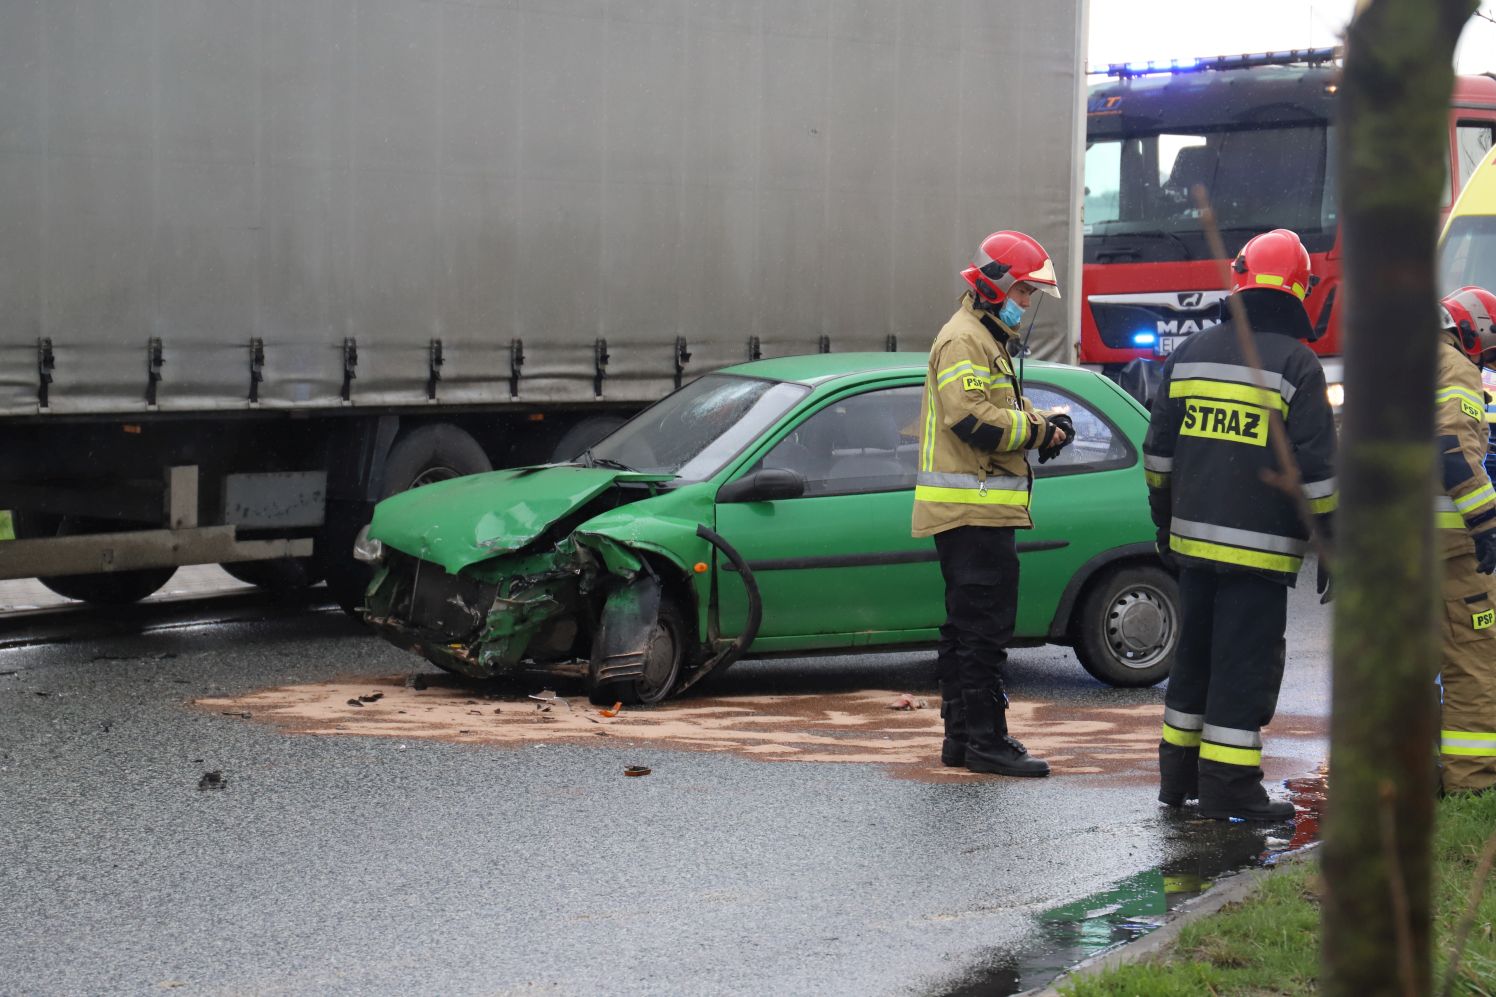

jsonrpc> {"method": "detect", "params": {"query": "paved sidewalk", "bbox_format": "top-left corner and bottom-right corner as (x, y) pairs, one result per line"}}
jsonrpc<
(0, 565), (253, 612)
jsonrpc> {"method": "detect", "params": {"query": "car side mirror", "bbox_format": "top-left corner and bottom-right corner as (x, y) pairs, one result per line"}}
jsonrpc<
(717, 468), (806, 503)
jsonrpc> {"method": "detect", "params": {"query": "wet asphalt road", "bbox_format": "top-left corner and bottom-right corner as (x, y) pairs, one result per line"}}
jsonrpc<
(0, 577), (1331, 996)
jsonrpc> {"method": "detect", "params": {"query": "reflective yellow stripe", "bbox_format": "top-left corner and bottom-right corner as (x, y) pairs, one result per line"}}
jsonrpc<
(1005, 413), (1031, 451)
(1455, 483), (1496, 513)
(1170, 535), (1303, 574)
(1442, 730), (1496, 756)
(1437, 511), (1467, 529)
(937, 360), (990, 382)
(1308, 493), (1338, 514)
(1161, 723), (1201, 747)
(1255, 274), (1285, 287)
(1145, 470), (1171, 488)
(1170, 378), (1289, 415)
(1436, 386), (1486, 409)
(1199, 741), (1263, 767)
(914, 485), (1031, 507)
(922, 385), (937, 472)
(1475, 609), (1495, 630)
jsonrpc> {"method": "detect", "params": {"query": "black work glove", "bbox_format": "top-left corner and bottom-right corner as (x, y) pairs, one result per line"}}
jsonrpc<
(1476, 528), (1496, 575)
(1037, 414), (1075, 464)
(1316, 556), (1333, 603)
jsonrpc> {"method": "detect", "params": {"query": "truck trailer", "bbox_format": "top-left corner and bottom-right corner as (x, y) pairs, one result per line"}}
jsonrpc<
(0, 0), (1087, 609)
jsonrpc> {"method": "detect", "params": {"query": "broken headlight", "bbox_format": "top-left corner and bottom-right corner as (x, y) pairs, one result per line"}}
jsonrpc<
(352, 524), (385, 564)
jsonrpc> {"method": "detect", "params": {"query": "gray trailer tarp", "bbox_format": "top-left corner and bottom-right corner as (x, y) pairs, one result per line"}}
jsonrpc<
(0, 0), (1085, 416)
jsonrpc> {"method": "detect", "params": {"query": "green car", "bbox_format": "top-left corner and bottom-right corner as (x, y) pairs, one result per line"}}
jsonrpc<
(357, 354), (1178, 704)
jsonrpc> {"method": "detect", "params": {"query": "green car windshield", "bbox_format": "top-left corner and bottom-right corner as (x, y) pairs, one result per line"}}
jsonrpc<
(588, 374), (808, 482)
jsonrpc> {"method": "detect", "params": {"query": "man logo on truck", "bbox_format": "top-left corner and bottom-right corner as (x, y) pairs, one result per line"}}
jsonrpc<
(1157, 317), (1219, 336)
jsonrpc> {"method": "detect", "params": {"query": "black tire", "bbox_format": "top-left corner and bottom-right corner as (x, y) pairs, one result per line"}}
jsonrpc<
(588, 598), (688, 706)
(321, 424), (493, 616)
(12, 511), (176, 606)
(221, 558), (323, 598)
(549, 415), (628, 462)
(1072, 562), (1179, 687)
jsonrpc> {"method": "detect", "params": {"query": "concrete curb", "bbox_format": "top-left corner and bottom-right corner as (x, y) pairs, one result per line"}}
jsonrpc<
(1025, 842), (1320, 996)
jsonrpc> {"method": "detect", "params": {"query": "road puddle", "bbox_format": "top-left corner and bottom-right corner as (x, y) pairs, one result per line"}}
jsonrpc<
(198, 672), (1324, 786)
(939, 772), (1327, 995)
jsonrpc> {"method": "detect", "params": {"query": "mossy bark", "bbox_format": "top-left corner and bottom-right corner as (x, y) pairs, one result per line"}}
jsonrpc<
(1324, 2), (1475, 994)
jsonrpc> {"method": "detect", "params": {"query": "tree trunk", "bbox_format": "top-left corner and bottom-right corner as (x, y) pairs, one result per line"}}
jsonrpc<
(1324, 2), (1475, 994)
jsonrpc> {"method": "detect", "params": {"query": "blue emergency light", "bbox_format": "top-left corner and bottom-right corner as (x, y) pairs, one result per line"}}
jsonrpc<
(1132, 331), (1157, 346)
(1090, 46), (1339, 79)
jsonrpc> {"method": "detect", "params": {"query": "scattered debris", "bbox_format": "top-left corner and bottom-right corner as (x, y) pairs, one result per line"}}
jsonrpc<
(528, 689), (572, 711)
(492, 707), (503, 714)
(220, 711), (251, 719)
(358, 693), (384, 703)
(887, 694), (928, 711)
(346, 698), (364, 707)
(33, 691), (50, 698)
(0, 670), (18, 677)
(100, 722), (111, 733)
(406, 674), (428, 690)
(598, 701), (624, 718)
(197, 771), (226, 791)
(1266, 836), (1290, 848)
(458, 729), (471, 734)
(467, 710), (483, 716)
(624, 765), (652, 777)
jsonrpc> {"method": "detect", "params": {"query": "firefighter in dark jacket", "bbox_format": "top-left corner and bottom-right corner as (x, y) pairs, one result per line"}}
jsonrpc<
(913, 230), (1073, 777)
(1434, 286), (1496, 793)
(1143, 228), (1337, 822)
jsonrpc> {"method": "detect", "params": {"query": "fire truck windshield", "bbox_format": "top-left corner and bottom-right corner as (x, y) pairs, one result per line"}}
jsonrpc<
(1083, 123), (1335, 263)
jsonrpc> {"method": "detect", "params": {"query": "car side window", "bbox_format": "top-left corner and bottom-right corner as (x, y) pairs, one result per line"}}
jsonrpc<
(1024, 384), (1132, 476)
(750, 385), (922, 496)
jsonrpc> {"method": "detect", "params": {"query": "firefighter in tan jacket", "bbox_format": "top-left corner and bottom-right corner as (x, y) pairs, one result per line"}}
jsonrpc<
(1436, 287), (1496, 793)
(913, 231), (1073, 777)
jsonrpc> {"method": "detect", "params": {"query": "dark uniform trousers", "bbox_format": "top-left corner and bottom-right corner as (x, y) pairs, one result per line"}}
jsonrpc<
(1160, 567), (1289, 799)
(934, 525), (1019, 697)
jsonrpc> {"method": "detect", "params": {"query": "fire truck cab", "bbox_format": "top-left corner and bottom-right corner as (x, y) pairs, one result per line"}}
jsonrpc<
(1081, 49), (1496, 407)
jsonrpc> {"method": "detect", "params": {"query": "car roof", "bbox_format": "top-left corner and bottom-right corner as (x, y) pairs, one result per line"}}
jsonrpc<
(719, 351), (1077, 387)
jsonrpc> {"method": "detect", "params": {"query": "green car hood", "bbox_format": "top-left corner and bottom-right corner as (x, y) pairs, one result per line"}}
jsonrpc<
(368, 466), (671, 574)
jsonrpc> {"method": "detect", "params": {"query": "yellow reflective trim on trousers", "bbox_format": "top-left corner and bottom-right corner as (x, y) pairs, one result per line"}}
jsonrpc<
(1437, 511), (1467, 529)
(1169, 535), (1303, 574)
(1308, 493), (1338, 514)
(1145, 470), (1171, 488)
(1170, 378), (1289, 415)
(1161, 723), (1201, 747)
(1441, 730), (1496, 756)
(914, 485), (1031, 507)
(1199, 741), (1263, 766)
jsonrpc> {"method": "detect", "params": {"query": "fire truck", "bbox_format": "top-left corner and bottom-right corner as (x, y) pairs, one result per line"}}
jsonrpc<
(1079, 48), (1496, 405)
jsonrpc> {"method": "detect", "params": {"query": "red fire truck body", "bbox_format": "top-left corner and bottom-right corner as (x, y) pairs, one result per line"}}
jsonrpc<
(1080, 52), (1496, 397)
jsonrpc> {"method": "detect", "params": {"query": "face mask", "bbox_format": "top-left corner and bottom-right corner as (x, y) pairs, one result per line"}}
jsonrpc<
(998, 298), (1025, 328)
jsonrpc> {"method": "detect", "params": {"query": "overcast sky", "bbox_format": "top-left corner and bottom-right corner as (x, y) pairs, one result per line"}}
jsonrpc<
(1088, 1), (1496, 76)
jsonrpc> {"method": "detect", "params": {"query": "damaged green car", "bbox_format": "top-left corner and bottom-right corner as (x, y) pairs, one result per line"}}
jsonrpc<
(358, 354), (1178, 704)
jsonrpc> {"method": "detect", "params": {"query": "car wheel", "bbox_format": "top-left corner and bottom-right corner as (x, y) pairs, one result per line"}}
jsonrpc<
(1072, 563), (1178, 687)
(13, 511), (177, 606)
(588, 598), (687, 706)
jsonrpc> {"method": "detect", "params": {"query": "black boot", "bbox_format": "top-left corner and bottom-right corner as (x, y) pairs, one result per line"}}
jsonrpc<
(962, 689), (1049, 778)
(1158, 741), (1200, 808)
(1198, 759), (1295, 821)
(940, 690), (967, 767)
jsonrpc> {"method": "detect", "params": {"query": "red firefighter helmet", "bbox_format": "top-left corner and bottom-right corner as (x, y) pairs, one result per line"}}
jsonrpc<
(960, 231), (1061, 304)
(1231, 229), (1314, 303)
(1441, 285), (1496, 362)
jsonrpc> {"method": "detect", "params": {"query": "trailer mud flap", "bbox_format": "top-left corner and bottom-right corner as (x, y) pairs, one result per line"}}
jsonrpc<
(590, 575), (662, 685)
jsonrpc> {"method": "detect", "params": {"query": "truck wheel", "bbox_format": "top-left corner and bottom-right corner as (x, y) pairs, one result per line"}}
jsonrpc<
(12, 511), (177, 606)
(588, 598), (687, 707)
(322, 424), (493, 616)
(221, 558), (323, 598)
(549, 415), (627, 462)
(1071, 563), (1178, 688)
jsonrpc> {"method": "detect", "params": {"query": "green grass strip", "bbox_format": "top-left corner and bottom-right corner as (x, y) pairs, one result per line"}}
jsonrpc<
(1061, 792), (1496, 996)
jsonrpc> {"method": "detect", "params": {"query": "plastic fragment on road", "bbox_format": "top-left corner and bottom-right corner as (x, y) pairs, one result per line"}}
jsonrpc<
(887, 693), (928, 711)
(624, 766), (652, 777)
(529, 689), (571, 711)
(359, 693), (384, 703)
(598, 701), (624, 718)
(346, 698), (364, 707)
